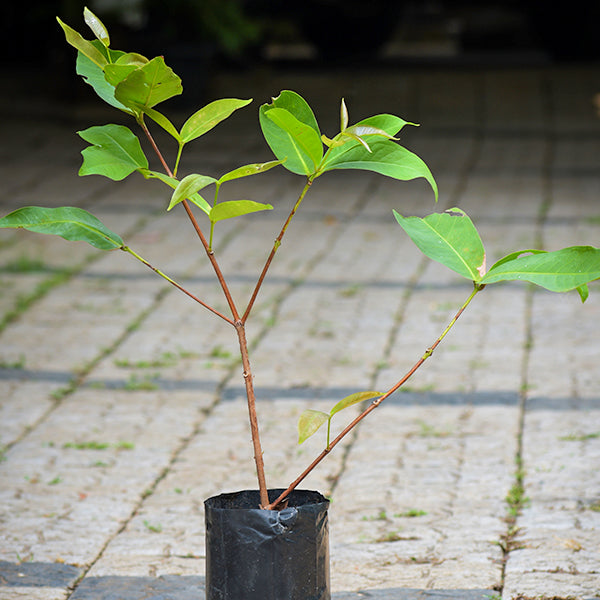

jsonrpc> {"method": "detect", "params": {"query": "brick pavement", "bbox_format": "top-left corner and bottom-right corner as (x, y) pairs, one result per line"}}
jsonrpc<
(0, 63), (599, 599)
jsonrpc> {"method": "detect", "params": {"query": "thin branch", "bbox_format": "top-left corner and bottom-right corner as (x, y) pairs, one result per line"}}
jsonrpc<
(242, 178), (313, 323)
(266, 283), (484, 510)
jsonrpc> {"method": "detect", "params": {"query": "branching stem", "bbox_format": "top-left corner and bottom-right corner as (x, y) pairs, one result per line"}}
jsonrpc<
(266, 283), (485, 510)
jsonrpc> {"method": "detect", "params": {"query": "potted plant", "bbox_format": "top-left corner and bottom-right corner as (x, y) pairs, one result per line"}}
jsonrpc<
(1, 8), (599, 600)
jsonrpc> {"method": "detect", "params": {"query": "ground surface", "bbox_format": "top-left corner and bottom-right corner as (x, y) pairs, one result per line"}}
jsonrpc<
(0, 62), (599, 599)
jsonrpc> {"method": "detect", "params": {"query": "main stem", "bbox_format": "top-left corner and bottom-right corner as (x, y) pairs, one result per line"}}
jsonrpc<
(266, 283), (484, 510)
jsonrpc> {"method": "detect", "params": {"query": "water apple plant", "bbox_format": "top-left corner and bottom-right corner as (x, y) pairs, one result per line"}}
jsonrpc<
(1, 8), (599, 517)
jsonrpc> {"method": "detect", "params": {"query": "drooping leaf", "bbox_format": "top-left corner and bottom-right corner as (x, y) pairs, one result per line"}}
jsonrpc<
(217, 160), (283, 185)
(209, 200), (273, 223)
(57, 16), (108, 68)
(78, 124), (148, 180)
(114, 56), (182, 111)
(259, 90), (323, 176)
(83, 7), (110, 47)
(0, 206), (123, 250)
(329, 391), (381, 417)
(76, 47), (132, 113)
(298, 409), (329, 444)
(180, 98), (252, 144)
(325, 140), (438, 200)
(394, 208), (486, 281)
(141, 170), (212, 214)
(481, 246), (600, 295)
(168, 174), (216, 212)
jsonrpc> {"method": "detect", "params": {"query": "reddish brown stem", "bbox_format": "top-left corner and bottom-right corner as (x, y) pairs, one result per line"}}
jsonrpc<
(266, 284), (483, 510)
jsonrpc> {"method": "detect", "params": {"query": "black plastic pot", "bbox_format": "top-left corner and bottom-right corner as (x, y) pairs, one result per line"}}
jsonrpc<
(204, 489), (330, 600)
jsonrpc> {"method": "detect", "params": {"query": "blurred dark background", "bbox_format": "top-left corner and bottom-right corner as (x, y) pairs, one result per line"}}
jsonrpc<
(2, 0), (599, 107)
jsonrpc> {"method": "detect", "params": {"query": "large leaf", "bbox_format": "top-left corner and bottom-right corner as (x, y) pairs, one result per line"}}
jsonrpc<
(76, 47), (132, 113)
(114, 56), (182, 111)
(209, 200), (273, 223)
(168, 174), (216, 212)
(260, 91), (323, 176)
(78, 124), (148, 181)
(326, 139), (438, 199)
(180, 98), (252, 144)
(394, 208), (486, 281)
(0, 206), (123, 250)
(481, 246), (600, 293)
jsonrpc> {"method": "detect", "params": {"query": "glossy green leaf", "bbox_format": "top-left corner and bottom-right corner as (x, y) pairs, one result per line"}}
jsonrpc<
(261, 108), (323, 175)
(141, 170), (212, 214)
(57, 17), (108, 68)
(325, 140), (438, 199)
(394, 208), (486, 281)
(168, 174), (216, 212)
(0, 206), (123, 250)
(180, 98), (252, 144)
(78, 124), (148, 180)
(481, 246), (600, 295)
(298, 410), (329, 444)
(103, 52), (149, 87)
(114, 56), (182, 111)
(259, 90), (323, 176)
(217, 160), (283, 185)
(76, 47), (132, 113)
(329, 391), (381, 417)
(209, 200), (273, 223)
(83, 7), (110, 47)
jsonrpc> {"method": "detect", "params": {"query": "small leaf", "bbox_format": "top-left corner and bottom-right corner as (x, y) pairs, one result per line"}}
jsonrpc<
(78, 124), (148, 181)
(329, 391), (381, 417)
(103, 52), (149, 87)
(142, 107), (181, 141)
(83, 7), (110, 47)
(114, 56), (182, 111)
(298, 410), (329, 444)
(481, 246), (600, 295)
(141, 170), (211, 214)
(180, 98), (252, 144)
(209, 200), (273, 223)
(340, 98), (349, 131)
(394, 208), (486, 281)
(57, 17), (108, 68)
(217, 160), (283, 185)
(168, 174), (216, 211)
(0, 206), (123, 250)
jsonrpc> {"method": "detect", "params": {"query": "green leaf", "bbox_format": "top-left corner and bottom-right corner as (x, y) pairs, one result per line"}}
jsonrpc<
(114, 56), (182, 111)
(142, 107), (181, 141)
(394, 208), (486, 281)
(103, 52), (149, 87)
(83, 7), (110, 47)
(298, 410), (329, 444)
(0, 206), (123, 250)
(481, 246), (600, 294)
(78, 124), (148, 181)
(329, 391), (381, 417)
(180, 98), (252, 144)
(217, 160), (283, 185)
(261, 108), (323, 175)
(209, 200), (273, 223)
(57, 16), (108, 68)
(141, 170), (212, 214)
(324, 140), (438, 200)
(168, 174), (216, 212)
(76, 47), (132, 113)
(259, 90), (323, 176)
